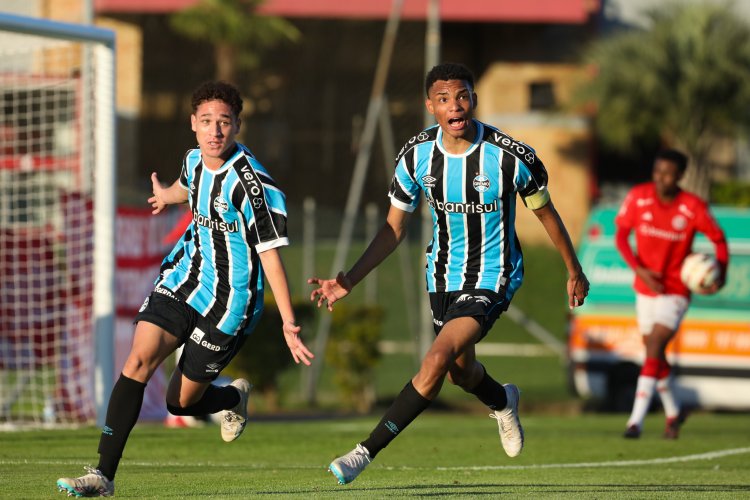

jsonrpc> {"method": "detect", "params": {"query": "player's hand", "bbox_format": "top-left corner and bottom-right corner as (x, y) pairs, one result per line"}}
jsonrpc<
(635, 266), (663, 294)
(148, 172), (168, 214)
(568, 271), (590, 309)
(282, 321), (314, 366)
(308, 271), (352, 311)
(696, 275), (725, 295)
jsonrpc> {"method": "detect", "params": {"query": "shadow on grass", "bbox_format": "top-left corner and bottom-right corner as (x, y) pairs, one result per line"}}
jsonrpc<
(246, 483), (750, 496)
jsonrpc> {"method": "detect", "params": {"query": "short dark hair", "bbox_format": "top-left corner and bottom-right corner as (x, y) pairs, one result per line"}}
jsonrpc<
(655, 149), (688, 173)
(191, 81), (243, 118)
(425, 63), (475, 96)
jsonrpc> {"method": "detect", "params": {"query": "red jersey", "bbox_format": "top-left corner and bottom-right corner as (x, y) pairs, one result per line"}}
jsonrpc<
(615, 182), (727, 297)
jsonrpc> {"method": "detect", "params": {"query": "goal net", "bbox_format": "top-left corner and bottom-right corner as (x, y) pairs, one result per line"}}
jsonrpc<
(0, 14), (115, 428)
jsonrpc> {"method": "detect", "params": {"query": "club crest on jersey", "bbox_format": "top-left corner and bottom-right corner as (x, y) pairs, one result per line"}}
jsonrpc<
(213, 196), (229, 213)
(422, 175), (437, 188)
(473, 174), (490, 192)
(671, 214), (687, 231)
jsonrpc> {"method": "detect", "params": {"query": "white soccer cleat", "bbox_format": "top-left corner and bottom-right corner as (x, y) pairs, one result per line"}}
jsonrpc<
(490, 383), (525, 457)
(56, 466), (114, 497)
(328, 444), (372, 485)
(220, 378), (252, 443)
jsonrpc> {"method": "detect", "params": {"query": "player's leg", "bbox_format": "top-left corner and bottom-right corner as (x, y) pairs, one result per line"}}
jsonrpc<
(167, 317), (252, 442)
(647, 295), (688, 439)
(442, 289), (523, 456)
(56, 320), (180, 497)
(626, 294), (687, 438)
(329, 316), (480, 485)
(448, 351), (523, 457)
(100, 321), (182, 476)
(625, 294), (657, 438)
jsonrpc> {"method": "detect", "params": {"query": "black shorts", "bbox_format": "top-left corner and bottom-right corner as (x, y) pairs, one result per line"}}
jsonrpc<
(429, 289), (508, 341)
(134, 287), (247, 383)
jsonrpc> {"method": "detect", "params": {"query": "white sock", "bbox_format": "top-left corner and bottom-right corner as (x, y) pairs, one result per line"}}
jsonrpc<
(627, 375), (656, 428)
(656, 377), (679, 419)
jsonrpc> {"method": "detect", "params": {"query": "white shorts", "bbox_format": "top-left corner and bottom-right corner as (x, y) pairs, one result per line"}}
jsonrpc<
(635, 293), (689, 335)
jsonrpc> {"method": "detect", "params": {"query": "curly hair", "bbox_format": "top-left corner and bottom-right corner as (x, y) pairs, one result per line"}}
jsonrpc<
(424, 63), (475, 96)
(655, 149), (688, 173)
(191, 81), (243, 118)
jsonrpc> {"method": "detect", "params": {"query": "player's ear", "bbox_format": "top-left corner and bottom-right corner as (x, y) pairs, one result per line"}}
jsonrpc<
(190, 114), (197, 132)
(425, 98), (434, 115)
(235, 117), (241, 131)
(472, 92), (478, 110)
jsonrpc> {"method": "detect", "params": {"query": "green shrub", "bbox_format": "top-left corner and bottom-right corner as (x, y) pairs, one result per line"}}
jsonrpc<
(327, 303), (384, 413)
(711, 181), (750, 207)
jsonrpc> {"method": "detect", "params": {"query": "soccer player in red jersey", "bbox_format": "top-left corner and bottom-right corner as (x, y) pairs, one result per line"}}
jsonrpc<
(615, 149), (729, 439)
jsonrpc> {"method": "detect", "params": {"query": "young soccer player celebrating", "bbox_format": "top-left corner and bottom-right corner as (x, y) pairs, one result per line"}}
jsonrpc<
(308, 62), (589, 485)
(616, 149), (728, 439)
(57, 81), (313, 497)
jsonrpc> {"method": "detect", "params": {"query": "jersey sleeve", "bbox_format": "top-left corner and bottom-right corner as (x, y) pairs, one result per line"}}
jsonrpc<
(178, 149), (194, 189)
(515, 155), (550, 209)
(388, 151), (421, 213)
(694, 198), (729, 269)
(233, 159), (289, 253)
(614, 188), (638, 229)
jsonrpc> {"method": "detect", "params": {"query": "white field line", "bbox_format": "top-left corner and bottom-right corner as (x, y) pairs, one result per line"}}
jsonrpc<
(433, 446), (750, 471)
(2, 446), (749, 470)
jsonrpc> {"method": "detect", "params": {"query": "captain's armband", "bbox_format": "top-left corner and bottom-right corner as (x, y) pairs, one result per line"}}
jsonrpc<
(522, 187), (550, 210)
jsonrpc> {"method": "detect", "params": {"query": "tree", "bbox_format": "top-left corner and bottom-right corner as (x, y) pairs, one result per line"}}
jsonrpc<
(170, 0), (300, 83)
(575, 2), (750, 199)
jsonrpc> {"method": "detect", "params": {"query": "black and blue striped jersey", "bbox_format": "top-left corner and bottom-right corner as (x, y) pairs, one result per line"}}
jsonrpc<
(388, 120), (550, 299)
(155, 143), (289, 335)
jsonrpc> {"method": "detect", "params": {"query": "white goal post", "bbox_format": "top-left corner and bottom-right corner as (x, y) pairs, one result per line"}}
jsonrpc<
(0, 12), (115, 428)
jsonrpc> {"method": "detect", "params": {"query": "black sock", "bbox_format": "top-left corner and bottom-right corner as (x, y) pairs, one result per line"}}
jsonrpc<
(166, 384), (240, 416)
(360, 381), (431, 459)
(96, 374), (146, 481)
(467, 366), (507, 410)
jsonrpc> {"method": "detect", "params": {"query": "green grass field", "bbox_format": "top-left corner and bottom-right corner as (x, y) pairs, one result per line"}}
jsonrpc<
(2, 412), (748, 499)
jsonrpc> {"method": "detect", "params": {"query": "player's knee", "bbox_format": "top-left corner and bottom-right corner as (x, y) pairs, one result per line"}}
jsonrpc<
(421, 350), (452, 375)
(121, 356), (156, 383)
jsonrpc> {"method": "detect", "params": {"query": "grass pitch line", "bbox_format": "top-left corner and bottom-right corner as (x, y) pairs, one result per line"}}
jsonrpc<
(4, 446), (749, 471)
(434, 446), (750, 471)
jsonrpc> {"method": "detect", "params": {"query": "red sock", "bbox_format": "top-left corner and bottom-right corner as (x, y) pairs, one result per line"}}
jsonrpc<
(641, 357), (660, 378)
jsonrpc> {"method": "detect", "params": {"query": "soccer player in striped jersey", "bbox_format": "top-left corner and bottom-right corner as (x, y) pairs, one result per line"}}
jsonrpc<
(57, 81), (313, 497)
(616, 149), (728, 440)
(309, 63), (589, 485)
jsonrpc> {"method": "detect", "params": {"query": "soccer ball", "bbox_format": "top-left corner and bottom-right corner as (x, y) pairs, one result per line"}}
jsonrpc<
(680, 253), (720, 292)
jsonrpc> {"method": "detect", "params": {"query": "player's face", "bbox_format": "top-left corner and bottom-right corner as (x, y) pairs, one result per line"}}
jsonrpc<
(425, 79), (477, 145)
(191, 99), (240, 169)
(652, 158), (683, 199)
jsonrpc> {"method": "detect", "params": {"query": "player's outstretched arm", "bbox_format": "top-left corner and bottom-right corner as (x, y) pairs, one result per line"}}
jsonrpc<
(148, 172), (188, 214)
(259, 248), (314, 366)
(533, 201), (590, 309)
(309, 206), (411, 311)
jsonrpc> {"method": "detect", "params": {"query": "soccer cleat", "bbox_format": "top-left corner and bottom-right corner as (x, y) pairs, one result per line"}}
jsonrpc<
(220, 378), (252, 442)
(489, 383), (524, 457)
(328, 444), (372, 485)
(623, 424), (641, 439)
(56, 466), (114, 497)
(663, 409), (688, 440)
